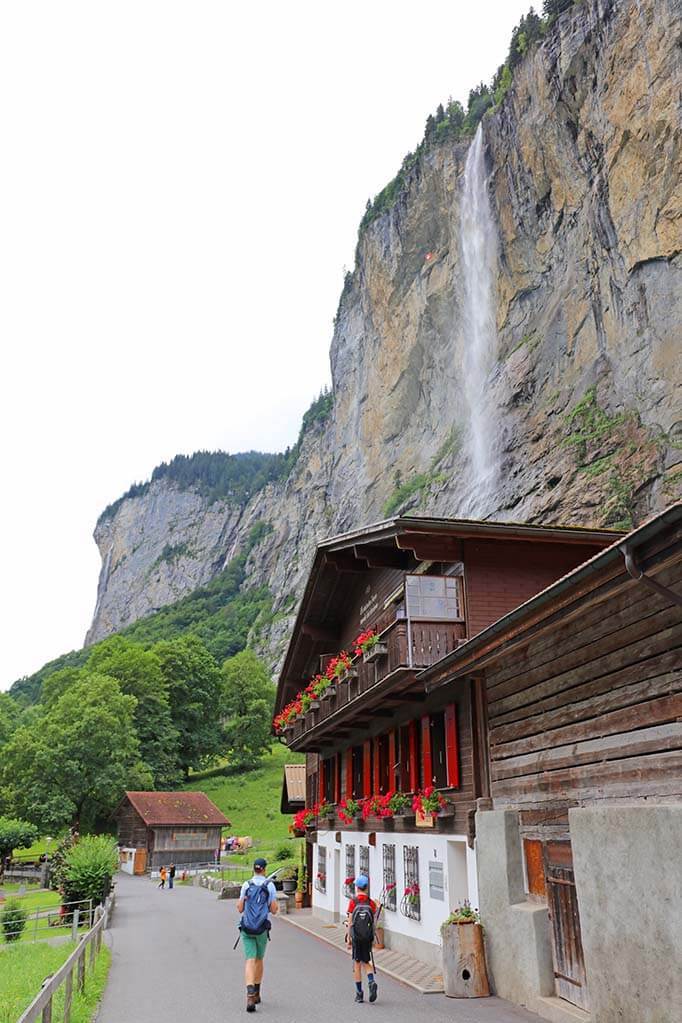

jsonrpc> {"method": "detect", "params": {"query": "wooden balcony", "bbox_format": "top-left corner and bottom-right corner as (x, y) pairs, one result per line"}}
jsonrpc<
(284, 617), (465, 751)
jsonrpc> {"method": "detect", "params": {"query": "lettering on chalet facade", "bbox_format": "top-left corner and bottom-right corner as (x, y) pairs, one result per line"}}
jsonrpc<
(274, 515), (618, 967)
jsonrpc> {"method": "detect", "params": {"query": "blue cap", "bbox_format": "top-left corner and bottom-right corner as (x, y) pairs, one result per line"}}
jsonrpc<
(355, 875), (369, 889)
(253, 857), (267, 870)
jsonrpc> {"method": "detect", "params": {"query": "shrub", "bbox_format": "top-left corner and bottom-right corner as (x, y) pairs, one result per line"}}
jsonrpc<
(1, 899), (27, 943)
(273, 844), (291, 862)
(62, 835), (119, 911)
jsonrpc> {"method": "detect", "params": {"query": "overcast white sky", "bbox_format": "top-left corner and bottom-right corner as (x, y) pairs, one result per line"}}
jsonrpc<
(0, 1), (530, 689)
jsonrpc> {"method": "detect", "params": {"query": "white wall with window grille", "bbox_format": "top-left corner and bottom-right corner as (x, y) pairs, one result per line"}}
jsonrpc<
(311, 828), (477, 967)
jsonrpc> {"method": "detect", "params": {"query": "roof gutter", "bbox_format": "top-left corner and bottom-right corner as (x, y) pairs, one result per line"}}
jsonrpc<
(619, 541), (682, 608)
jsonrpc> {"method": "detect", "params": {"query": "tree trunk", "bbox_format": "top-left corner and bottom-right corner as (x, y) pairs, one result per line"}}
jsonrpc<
(442, 922), (490, 998)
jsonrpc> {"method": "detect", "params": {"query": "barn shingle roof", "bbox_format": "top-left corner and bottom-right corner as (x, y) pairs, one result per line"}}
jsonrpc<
(124, 791), (230, 827)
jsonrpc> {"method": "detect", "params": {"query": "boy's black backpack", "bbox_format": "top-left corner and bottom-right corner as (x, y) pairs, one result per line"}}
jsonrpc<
(351, 901), (375, 943)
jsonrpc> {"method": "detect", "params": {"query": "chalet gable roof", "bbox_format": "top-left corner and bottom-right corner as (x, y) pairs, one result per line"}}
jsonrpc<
(121, 791), (230, 827)
(276, 514), (622, 711)
(420, 502), (682, 690)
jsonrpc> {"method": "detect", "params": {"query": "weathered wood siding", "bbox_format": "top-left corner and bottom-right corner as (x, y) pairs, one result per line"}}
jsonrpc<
(116, 802), (148, 849)
(486, 550), (682, 830)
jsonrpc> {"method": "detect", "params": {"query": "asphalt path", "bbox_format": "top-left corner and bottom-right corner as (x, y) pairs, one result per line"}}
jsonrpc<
(99, 872), (541, 1023)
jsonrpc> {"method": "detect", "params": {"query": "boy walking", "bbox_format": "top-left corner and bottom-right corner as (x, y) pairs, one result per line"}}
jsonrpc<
(345, 875), (378, 1003)
(237, 857), (278, 1012)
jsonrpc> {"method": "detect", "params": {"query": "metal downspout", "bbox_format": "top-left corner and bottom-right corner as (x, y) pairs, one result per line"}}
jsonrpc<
(618, 543), (682, 608)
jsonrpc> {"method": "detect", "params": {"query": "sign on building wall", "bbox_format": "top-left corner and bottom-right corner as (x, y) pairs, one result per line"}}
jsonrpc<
(405, 575), (462, 621)
(428, 861), (445, 901)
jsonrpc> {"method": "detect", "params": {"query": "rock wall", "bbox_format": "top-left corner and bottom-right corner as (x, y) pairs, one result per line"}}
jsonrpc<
(86, 0), (681, 666)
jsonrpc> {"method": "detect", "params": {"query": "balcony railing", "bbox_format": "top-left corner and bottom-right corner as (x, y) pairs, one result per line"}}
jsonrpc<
(285, 617), (465, 744)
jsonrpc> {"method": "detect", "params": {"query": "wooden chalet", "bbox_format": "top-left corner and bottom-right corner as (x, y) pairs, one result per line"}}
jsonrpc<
(420, 503), (682, 1022)
(115, 791), (230, 874)
(275, 515), (618, 964)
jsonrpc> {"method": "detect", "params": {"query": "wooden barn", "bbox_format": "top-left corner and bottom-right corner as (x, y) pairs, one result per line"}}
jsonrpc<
(421, 502), (682, 1022)
(274, 515), (618, 966)
(115, 791), (230, 874)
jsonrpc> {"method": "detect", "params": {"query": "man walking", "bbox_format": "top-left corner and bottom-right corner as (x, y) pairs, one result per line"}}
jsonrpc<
(168, 863), (176, 890)
(345, 875), (378, 1003)
(236, 857), (278, 1012)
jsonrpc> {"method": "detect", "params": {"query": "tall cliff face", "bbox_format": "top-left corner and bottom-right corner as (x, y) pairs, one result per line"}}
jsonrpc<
(87, 0), (681, 663)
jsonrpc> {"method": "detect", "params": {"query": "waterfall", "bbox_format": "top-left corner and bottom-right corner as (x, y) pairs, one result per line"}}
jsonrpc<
(458, 123), (501, 518)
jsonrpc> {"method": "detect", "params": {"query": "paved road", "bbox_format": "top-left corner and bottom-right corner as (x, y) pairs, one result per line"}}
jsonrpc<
(99, 872), (541, 1023)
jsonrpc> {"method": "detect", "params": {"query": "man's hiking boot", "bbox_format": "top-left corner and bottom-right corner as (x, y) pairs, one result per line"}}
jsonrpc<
(254, 985), (261, 1005)
(246, 986), (257, 1012)
(354, 991), (364, 1003)
(368, 980), (378, 1003)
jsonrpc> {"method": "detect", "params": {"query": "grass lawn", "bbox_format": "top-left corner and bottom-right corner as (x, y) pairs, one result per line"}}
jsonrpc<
(0, 887), (61, 913)
(186, 742), (304, 865)
(0, 940), (111, 1023)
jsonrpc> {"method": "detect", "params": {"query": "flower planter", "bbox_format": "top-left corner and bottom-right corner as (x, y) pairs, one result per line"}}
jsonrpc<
(394, 812), (416, 830)
(320, 687), (335, 700)
(362, 643), (388, 663)
(294, 891), (305, 909)
(308, 700), (321, 711)
(343, 667), (358, 680)
(441, 921), (490, 998)
(282, 879), (297, 894)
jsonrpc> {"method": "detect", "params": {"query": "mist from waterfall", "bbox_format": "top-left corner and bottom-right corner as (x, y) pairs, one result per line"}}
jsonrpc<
(458, 123), (501, 518)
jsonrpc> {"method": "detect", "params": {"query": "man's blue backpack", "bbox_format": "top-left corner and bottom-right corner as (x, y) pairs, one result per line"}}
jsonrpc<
(240, 880), (272, 936)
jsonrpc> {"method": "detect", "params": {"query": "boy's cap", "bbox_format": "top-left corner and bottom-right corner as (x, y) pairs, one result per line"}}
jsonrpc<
(253, 857), (267, 869)
(355, 875), (369, 889)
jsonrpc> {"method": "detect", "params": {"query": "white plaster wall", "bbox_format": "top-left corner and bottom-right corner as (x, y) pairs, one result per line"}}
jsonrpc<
(312, 828), (474, 958)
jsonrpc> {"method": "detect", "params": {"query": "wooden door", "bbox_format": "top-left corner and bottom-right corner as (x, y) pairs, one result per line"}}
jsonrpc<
(544, 841), (589, 1011)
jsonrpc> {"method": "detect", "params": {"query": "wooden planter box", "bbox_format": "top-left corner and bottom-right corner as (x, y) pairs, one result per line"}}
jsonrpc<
(442, 921), (490, 998)
(320, 687), (335, 700)
(363, 643), (388, 663)
(308, 700), (321, 711)
(394, 812), (416, 831)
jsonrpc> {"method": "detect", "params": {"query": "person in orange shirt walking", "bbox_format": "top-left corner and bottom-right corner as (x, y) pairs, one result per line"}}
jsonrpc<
(345, 876), (378, 1003)
(158, 866), (167, 889)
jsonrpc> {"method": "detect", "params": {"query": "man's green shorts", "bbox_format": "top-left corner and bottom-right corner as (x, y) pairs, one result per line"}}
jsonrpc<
(241, 931), (268, 959)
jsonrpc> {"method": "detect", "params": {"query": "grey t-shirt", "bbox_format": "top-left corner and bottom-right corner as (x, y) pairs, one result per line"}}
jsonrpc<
(240, 875), (277, 904)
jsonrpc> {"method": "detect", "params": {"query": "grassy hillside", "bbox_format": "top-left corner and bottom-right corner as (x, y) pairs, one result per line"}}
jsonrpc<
(185, 742), (304, 863)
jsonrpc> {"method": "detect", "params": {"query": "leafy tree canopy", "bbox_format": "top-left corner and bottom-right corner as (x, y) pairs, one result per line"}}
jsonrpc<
(86, 637), (181, 789)
(221, 649), (276, 770)
(0, 816), (38, 876)
(0, 674), (151, 833)
(154, 636), (224, 777)
(0, 693), (20, 748)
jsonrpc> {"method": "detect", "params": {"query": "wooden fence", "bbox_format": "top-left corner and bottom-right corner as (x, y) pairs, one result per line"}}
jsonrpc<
(17, 894), (113, 1023)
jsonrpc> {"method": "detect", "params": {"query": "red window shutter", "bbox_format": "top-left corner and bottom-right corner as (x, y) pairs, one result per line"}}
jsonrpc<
(388, 731), (397, 790)
(372, 740), (381, 793)
(445, 703), (460, 788)
(345, 750), (353, 799)
(363, 740), (372, 798)
(408, 721), (419, 792)
(318, 759), (326, 803)
(421, 714), (432, 787)
(334, 754), (342, 803)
